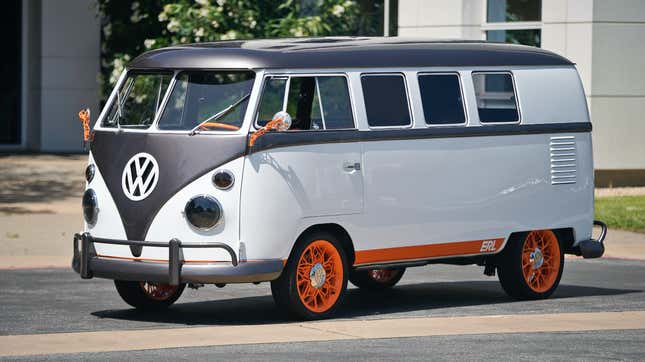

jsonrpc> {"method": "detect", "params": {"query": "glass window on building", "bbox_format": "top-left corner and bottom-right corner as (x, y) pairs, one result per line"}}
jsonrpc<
(486, 29), (541, 47)
(487, 0), (541, 22)
(485, 0), (542, 48)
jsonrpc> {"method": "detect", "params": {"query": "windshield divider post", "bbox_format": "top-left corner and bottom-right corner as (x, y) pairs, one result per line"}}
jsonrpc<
(151, 70), (180, 131)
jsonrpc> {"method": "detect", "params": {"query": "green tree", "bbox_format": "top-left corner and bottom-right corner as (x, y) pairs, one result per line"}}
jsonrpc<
(98, 0), (390, 99)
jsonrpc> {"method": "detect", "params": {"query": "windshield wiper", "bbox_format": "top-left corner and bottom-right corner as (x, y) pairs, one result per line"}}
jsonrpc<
(189, 93), (251, 136)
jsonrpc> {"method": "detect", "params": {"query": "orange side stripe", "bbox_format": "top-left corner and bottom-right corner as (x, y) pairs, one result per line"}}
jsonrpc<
(354, 238), (505, 265)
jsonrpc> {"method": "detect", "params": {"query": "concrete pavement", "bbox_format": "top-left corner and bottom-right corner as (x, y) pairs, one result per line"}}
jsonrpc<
(1, 259), (644, 359)
(11, 330), (639, 361)
(0, 155), (84, 269)
(3, 311), (644, 357)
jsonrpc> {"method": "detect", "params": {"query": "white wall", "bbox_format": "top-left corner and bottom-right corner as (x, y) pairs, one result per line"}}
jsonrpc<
(39, 0), (100, 152)
(398, 0), (484, 39)
(589, 0), (645, 169)
(398, 0), (645, 173)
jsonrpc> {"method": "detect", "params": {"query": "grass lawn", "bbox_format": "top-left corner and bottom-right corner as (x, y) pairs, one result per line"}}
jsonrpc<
(595, 195), (645, 233)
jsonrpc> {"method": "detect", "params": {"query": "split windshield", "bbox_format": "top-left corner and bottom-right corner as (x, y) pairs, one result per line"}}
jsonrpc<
(103, 70), (255, 132)
(103, 72), (172, 129)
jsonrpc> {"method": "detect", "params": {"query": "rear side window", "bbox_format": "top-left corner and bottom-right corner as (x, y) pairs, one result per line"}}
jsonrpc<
(256, 75), (354, 130)
(472, 72), (519, 123)
(361, 74), (411, 127)
(418, 74), (466, 125)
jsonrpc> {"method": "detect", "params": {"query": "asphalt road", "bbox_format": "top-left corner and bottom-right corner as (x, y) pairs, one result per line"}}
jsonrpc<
(1, 257), (644, 360)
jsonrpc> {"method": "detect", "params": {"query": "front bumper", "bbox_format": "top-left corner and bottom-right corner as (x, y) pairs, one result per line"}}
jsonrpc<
(72, 233), (283, 285)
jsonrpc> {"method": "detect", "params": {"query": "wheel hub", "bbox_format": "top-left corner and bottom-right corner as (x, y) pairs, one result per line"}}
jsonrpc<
(309, 263), (326, 288)
(530, 248), (544, 269)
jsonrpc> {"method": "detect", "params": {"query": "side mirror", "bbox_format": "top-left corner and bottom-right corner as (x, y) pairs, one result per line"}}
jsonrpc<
(78, 108), (91, 141)
(248, 111), (292, 147)
(77, 108), (93, 148)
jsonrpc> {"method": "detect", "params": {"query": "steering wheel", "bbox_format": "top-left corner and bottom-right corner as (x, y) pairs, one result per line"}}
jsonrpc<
(197, 122), (241, 131)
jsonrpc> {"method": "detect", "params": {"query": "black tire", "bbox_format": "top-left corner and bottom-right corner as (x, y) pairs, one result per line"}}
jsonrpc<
(349, 268), (406, 290)
(497, 230), (564, 300)
(114, 280), (185, 310)
(271, 231), (349, 320)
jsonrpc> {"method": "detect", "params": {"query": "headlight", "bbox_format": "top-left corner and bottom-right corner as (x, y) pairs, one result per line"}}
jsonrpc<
(185, 195), (222, 230)
(85, 164), (95, 183)
(212, 170), (234, 190)
(82, 189), (98, 225)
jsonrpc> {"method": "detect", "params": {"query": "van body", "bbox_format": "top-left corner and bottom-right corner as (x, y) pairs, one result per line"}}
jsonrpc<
(73, 37), (606, 319)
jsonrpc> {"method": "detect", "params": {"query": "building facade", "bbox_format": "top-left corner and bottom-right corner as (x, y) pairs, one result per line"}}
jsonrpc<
(399, 0), (645, 186)
(1, 0), (100, 153)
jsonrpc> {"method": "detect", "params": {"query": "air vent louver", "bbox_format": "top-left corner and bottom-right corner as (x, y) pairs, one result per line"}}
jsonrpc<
(550, 136), (576, 185)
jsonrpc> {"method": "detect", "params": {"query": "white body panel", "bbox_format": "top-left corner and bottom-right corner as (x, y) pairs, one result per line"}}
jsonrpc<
(240, 143), (363, 260)
(85, 152), (127, 242)
(356, 133), (593, 252)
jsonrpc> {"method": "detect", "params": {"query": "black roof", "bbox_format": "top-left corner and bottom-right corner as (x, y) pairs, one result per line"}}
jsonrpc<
(128, 37), (573, 70)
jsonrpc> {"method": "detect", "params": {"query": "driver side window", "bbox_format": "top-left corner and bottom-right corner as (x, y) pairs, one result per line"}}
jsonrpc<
(256, 75), (354, 130)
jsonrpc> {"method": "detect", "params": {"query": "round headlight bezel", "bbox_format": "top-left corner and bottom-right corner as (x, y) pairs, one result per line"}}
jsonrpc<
(184, 195), (222, 231)
(85, 164), (95, 183)
(212, 170), (235, 190)
(82, 189), (98, 225)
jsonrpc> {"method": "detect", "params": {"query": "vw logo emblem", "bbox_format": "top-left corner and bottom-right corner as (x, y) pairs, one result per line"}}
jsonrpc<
(121, 153), (159, 201)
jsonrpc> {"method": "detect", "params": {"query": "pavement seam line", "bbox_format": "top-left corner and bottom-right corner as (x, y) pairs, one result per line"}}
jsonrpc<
(297, 323), (362, 339)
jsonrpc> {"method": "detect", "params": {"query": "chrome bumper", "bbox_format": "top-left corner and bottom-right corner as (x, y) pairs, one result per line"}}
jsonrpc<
(72, 233), (283, 285)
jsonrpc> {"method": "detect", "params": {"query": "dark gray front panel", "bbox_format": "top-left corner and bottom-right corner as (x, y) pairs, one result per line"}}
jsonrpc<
(91, 131), (246, 241)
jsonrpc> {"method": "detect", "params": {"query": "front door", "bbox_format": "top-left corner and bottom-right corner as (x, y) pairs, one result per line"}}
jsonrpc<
(240, 74), (363, 260)
(243, 74), (363, 216)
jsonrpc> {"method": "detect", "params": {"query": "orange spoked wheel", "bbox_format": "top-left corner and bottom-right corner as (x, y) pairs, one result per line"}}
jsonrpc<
(114, 280), (185, 310)
(349, 268), (406, 290)
(271, 232), (348, 320)
(139, 282), (182, 301)
(296, 240), (344, 313)
(521, 231), (561, 293)
(498, 230), (564, 300)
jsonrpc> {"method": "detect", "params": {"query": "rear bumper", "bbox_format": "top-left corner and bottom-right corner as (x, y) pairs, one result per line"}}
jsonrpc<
(72, 233), (283, 285)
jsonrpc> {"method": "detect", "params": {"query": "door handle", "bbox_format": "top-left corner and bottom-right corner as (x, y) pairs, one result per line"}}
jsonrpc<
(343, 162), (361, 172)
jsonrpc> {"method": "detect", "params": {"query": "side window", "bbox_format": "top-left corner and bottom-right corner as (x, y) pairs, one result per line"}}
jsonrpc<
(318, 77), (354, 129)
(361, 74), (411, 127)
(286, 77), (319, 130)
(256, 77), (287, 126)
(472, 72), (519, 123)
(256, 75), (354, 130)
(418, 73), (466, 125)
